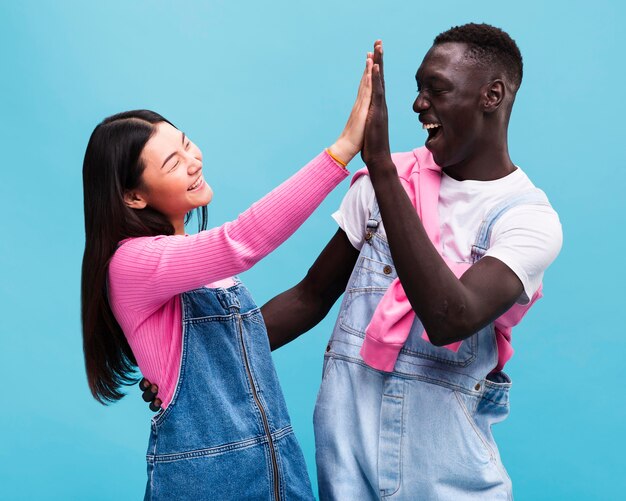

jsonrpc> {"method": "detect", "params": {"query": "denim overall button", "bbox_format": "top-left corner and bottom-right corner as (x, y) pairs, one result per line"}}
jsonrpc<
(474, 383), (481, 391)
(326, 344), (331, 352)
(365, 231), (373, 241)
(383, 265), (392, 275)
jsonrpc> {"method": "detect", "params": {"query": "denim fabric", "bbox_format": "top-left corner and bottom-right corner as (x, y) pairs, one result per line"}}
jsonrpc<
(145, 281), (314, 500)
(315, 193), (544, 501)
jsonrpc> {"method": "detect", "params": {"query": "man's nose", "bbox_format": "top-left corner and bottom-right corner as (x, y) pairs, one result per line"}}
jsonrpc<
(413, 92), (430, 113)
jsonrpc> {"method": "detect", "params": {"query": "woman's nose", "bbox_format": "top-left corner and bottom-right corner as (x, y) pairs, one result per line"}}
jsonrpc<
(187, 154), (202, 173)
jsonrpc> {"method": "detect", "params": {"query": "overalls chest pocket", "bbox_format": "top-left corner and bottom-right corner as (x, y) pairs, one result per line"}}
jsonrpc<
(340, 233), (480, 368)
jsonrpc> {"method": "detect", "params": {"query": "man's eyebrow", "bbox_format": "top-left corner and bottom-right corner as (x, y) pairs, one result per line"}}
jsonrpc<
(415, 73), (450, 86)
(161, 131), (186, 169)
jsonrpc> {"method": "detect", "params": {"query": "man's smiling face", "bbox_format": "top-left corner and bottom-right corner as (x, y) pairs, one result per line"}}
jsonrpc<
(413, 42), (491, 172)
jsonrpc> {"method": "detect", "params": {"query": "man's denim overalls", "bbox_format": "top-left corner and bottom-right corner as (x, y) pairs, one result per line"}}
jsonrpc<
(315, 191), (548, 501)
(145, 281), (314, 500)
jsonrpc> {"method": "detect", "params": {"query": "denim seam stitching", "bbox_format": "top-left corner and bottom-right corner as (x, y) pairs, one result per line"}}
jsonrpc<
(458, 388), (513, 494)
(234, 314), (269, 438)
(147, 426), (293, 463)
(184, 308), (261, 324)
(329, 351), (482, 394)
(453, 390), (496, 460)
(381, 380), (405, 498)
(152, 295), (190, 428)
(357, 257), (398, 279)
(337, 321), (477, 367)
(477, 394), (510, 407)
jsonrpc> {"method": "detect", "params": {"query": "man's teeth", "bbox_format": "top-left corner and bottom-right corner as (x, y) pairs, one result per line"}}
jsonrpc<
(422, 123), (442, 130)
(189, 178), (202, 190)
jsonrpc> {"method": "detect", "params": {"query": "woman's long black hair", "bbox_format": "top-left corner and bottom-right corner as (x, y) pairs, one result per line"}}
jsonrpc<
(81, 110), (207, 403)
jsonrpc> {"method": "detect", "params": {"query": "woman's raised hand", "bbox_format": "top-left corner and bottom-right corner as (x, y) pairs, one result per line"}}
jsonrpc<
(327, 51), (374, 166)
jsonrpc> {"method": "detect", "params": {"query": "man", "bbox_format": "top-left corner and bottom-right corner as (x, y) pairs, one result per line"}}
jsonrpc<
(265, 23), (560, 499)
(143, 23), (562, 500)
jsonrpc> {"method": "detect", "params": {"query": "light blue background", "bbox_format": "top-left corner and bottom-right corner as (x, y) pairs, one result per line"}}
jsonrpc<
(1, 1), (624, 499)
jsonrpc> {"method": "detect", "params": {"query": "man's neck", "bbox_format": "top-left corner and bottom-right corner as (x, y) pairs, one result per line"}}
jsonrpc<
(443, 144), (515, 182)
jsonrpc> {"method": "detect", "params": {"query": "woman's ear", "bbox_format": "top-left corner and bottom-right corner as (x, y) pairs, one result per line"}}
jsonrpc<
(124, 190), (147, 209)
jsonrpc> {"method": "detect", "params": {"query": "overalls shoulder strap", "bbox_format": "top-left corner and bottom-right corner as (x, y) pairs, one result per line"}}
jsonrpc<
(368, 147), (442, 245)
(471, 189), (551, 263)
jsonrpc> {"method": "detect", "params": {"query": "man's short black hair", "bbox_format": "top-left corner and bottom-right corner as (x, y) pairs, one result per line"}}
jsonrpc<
(434, 23), (523, 91)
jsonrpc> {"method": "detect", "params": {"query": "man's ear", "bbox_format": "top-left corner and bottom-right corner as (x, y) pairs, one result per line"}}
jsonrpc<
(124, 190), (148, 209)
(483, 79), (505, 113)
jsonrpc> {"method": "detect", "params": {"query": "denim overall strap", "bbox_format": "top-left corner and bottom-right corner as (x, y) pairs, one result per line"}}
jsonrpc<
(369, 196), (382, 224)
(471, 189), (550, 263)
(144, 283), (314, 501)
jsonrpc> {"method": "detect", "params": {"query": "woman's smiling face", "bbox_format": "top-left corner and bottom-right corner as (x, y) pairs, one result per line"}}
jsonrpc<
(126, 121), (212, 233)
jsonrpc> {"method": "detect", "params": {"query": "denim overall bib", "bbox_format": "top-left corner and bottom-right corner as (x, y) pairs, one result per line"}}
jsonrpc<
(314, 192), (547, 501)
(145, 281), (314, 500)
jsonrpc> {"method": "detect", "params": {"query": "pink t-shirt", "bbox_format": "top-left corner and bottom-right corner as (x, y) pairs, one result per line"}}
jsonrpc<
(108, 151), (348, 408)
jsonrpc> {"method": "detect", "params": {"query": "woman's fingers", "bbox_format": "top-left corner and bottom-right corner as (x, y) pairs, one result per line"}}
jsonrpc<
(351, 53), (373, 115)
(327, 44), (380, 164)
(352, 57), (373, 119)
(357, 52), (374, 101)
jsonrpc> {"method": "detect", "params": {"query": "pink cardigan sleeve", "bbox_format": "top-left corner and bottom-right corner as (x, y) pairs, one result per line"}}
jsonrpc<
(109, 150), (348, 313)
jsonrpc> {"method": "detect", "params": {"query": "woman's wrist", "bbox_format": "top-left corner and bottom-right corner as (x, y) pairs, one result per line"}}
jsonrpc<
(328, 137), (359, 167)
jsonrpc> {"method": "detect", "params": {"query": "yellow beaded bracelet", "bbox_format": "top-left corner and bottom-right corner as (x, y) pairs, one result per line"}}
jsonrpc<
(326, 148), (348, 168)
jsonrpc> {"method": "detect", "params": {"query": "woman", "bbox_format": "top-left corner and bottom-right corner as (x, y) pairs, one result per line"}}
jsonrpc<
(81, 55), (373, 499)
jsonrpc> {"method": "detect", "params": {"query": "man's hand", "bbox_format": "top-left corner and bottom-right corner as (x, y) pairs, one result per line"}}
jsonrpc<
(139, 378), (162, 412)
(362, 40), (393, 172)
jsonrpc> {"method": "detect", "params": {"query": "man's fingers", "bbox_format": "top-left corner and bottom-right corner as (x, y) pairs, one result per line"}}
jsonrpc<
(372, 64), (385, 104)
(373, 40), (384, 83)
(142, 383), (159, 402)
(149, 398), (162, 412)
(139, 378), (151, 392)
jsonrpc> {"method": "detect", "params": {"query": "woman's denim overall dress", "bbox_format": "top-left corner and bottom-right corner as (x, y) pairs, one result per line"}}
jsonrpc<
(145, 281), (314, 500)
(314, 192), (547, 501)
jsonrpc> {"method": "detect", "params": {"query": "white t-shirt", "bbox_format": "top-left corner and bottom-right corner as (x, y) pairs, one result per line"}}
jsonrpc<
(332, 167), (563, 304)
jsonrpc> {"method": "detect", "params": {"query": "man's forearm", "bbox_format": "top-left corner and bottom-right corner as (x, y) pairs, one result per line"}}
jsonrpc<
(261, 229), (359, 350)
(368, 163), (488, 344)
(262, 280), (339, 350)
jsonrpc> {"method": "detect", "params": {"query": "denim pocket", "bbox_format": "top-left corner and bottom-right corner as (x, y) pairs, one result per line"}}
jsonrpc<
(350, 255), (397, 290)
(321, 355), (336, 382)
(340, 253), (479, 367)
(248, 308), (266, 326)
(314, 356), (338, 421)
(401, 328), (478, 367)
(453, 390), (497, 461)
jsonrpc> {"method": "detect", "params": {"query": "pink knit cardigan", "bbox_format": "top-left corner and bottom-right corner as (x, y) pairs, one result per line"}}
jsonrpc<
(357, 148), (541, 372)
